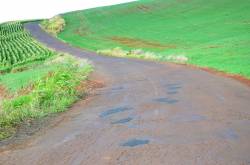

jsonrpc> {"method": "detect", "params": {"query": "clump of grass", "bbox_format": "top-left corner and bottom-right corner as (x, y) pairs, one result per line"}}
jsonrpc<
(0, 54), (93, 140)
(97, 47), (129, 57)
(40, 16), (66, 36)
(97, 47), (188, 63)
(164, 54), (188, 63)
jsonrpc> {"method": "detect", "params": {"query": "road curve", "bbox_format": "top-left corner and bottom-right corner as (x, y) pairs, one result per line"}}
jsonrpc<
(0, 22), (250, 165)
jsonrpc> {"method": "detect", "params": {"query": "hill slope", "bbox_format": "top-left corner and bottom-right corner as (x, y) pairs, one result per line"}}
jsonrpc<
(58, 0), (250, 78)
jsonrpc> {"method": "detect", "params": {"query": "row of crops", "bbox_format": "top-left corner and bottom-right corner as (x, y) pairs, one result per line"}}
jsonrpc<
(0, 22), (54, 70)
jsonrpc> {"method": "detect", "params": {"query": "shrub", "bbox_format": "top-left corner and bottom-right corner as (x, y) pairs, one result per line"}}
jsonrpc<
(40, 16), (66, 36)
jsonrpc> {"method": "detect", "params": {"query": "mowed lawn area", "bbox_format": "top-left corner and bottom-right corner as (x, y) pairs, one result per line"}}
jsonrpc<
(59, 0), (250, 78)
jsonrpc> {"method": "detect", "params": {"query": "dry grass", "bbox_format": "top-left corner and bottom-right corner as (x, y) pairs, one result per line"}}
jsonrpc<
(97, 47), (188, 63)
(40, 16), (66, 36)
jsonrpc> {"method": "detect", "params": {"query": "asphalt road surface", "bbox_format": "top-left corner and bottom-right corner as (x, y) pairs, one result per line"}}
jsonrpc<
(0, 22), (250, 165)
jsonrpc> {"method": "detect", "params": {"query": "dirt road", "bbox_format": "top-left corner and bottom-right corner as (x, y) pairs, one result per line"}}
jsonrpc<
(0, 22), (250, 165)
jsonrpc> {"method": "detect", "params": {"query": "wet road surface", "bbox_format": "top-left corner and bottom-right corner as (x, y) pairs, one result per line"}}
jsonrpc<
(0, 23), (250, 165)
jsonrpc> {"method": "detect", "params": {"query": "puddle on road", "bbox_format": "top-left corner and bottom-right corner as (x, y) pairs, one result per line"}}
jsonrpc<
(168, 86), (182, 90)
(111, 86), (124, 91)
(126, 124), (139, 129)
(218, 128), (239, 140)
(166, 84), (182, 94)
(100, 106), (133, 118)
(170, 114), (206, 123)
(136, 77), (148, 82)
(166, 84), (182, 90)
(154, 98), (178, 104)
(167, 83), (181, 86)
(167, 91), (178, 95)
(111, 117), (133, 124)
(120, 138), (150, 147)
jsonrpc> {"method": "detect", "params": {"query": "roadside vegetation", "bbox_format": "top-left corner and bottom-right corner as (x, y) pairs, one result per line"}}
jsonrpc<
(40, 16), (65, 36)
(59, 0), (250, 79)
(97, 47), (188, 63)
(0, 22), (93, 140)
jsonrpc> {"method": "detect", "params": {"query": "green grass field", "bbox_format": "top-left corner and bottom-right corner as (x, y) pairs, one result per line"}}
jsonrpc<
(59, 0), (250, 78)
(0, 61), (56, 92)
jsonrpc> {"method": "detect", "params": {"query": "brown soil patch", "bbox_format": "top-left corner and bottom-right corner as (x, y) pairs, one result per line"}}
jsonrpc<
(205, 45), (221, 49)
(172, 63), (250, 87)
(110, 36), (176, 49)
(76, 79), (105, 94)
(120, 4), (153, 14)
(16, 85), (34, 98)
(203, 45), (221, 49)
(74, 27), (93, 37)
(201, 67), (250, 87)
(0, 85), (8, 99)
(136, 5), (152, 12)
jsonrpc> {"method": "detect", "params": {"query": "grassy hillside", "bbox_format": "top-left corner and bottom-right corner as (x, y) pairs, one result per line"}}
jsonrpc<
(59, 0), (250, 78)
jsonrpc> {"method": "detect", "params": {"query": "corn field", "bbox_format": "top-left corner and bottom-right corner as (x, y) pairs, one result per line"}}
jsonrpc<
(0, 22), (53, 69)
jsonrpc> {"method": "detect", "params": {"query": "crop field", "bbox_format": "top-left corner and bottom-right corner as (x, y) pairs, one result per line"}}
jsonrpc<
(0, 22), (53, 71)
(59, 0), (250, 78)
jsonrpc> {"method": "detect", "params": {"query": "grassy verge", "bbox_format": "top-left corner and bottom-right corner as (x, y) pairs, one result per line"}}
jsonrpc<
(58, 0), (250, 79)
(97, 47), (188, 63)
(0, 54), (93, 140)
